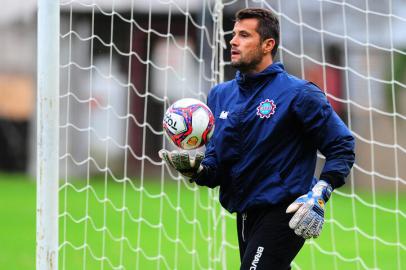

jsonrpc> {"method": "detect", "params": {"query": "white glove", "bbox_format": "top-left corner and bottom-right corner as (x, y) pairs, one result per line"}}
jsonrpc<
(286, 180), (333, 239)
(159, 149), (204, 178)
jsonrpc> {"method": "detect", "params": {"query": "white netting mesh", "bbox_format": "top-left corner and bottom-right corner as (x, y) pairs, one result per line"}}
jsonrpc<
(58, 0), (406, 269)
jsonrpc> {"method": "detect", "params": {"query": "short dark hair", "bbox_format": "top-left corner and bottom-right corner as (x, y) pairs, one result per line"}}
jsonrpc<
(235, 8), (280, 58)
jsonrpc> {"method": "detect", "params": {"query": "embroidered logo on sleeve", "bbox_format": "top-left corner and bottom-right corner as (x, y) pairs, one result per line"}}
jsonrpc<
(219, 111), (229, 119)
(256, 99), (276, 119)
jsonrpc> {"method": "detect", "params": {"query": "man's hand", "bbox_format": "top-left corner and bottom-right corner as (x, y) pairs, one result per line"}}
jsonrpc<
(158, 149), (204, 178)
(286, 180), (333, 239)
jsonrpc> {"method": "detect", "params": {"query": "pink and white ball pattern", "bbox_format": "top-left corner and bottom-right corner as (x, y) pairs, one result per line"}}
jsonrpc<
(163, 98), (215, 150)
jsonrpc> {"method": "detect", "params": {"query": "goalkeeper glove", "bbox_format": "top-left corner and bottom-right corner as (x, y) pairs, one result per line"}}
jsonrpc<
(286, 180), (333, 239)
(158, 149), (204, 178)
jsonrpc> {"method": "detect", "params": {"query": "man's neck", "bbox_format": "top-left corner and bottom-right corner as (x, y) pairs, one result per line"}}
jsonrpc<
(242, 58), (273, 75)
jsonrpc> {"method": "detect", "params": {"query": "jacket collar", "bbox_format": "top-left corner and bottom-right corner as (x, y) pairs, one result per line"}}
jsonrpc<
(236, 62), (285, 90)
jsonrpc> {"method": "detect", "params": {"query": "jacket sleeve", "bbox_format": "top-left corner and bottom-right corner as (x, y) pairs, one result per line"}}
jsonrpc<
(293, 83), (355, 189)
(190, 86), (221, 188)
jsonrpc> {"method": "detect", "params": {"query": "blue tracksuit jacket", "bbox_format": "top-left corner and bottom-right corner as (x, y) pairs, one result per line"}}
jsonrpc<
(192, 62), (355, 213)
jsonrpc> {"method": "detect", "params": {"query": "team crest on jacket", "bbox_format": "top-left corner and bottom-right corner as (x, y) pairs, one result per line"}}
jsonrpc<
(256, 99), (276, 118)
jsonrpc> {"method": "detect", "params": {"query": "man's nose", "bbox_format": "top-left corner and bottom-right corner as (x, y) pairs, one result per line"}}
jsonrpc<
(230, 35), (238, 46)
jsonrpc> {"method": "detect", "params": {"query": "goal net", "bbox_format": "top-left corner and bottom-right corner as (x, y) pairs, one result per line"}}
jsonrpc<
(38, 0), (406, 269)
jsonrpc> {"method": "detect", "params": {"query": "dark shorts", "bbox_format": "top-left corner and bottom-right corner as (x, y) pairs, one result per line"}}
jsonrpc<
(237, 202), (305, 270)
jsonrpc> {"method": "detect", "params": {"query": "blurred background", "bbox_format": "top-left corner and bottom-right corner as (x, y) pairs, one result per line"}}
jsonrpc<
(0, 0), (405, 269)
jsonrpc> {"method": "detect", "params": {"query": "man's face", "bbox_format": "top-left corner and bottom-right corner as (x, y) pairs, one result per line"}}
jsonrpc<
(230, 18), (263, 72)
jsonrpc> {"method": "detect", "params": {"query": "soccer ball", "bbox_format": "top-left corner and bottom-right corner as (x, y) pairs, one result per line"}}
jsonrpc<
(163, 98), (215, 150)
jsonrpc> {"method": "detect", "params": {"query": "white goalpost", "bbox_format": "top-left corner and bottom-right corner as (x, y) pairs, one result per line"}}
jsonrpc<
(37, 0), (406, 270)
(36, 0), (60, 269)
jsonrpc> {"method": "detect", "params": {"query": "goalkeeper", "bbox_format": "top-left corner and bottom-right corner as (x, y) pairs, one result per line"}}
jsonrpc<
(160, 8), (355, 270)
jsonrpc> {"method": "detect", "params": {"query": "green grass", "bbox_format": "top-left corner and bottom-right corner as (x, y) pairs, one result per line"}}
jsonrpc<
(0, 173), (37, 269)
(0, 173), (405, 270)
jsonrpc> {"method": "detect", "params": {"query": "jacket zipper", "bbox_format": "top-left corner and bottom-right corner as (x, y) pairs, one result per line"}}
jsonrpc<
(242, 212), (247, 242)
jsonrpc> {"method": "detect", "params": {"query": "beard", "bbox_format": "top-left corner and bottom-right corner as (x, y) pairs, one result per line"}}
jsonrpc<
(231, 45), (263, 73)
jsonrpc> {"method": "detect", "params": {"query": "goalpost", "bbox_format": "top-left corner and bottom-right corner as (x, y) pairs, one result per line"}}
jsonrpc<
(37, 0), (59, 269)
(37, 0), (406, 269)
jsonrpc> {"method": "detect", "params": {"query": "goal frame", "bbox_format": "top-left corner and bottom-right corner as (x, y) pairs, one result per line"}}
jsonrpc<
(36, 0), (60, 269)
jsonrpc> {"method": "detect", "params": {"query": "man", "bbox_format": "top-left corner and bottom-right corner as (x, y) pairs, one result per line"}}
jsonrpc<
(159, 8), (355, 270)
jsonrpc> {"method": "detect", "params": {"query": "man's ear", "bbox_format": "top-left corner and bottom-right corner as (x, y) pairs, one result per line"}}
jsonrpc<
(263, 38), (275, 54)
